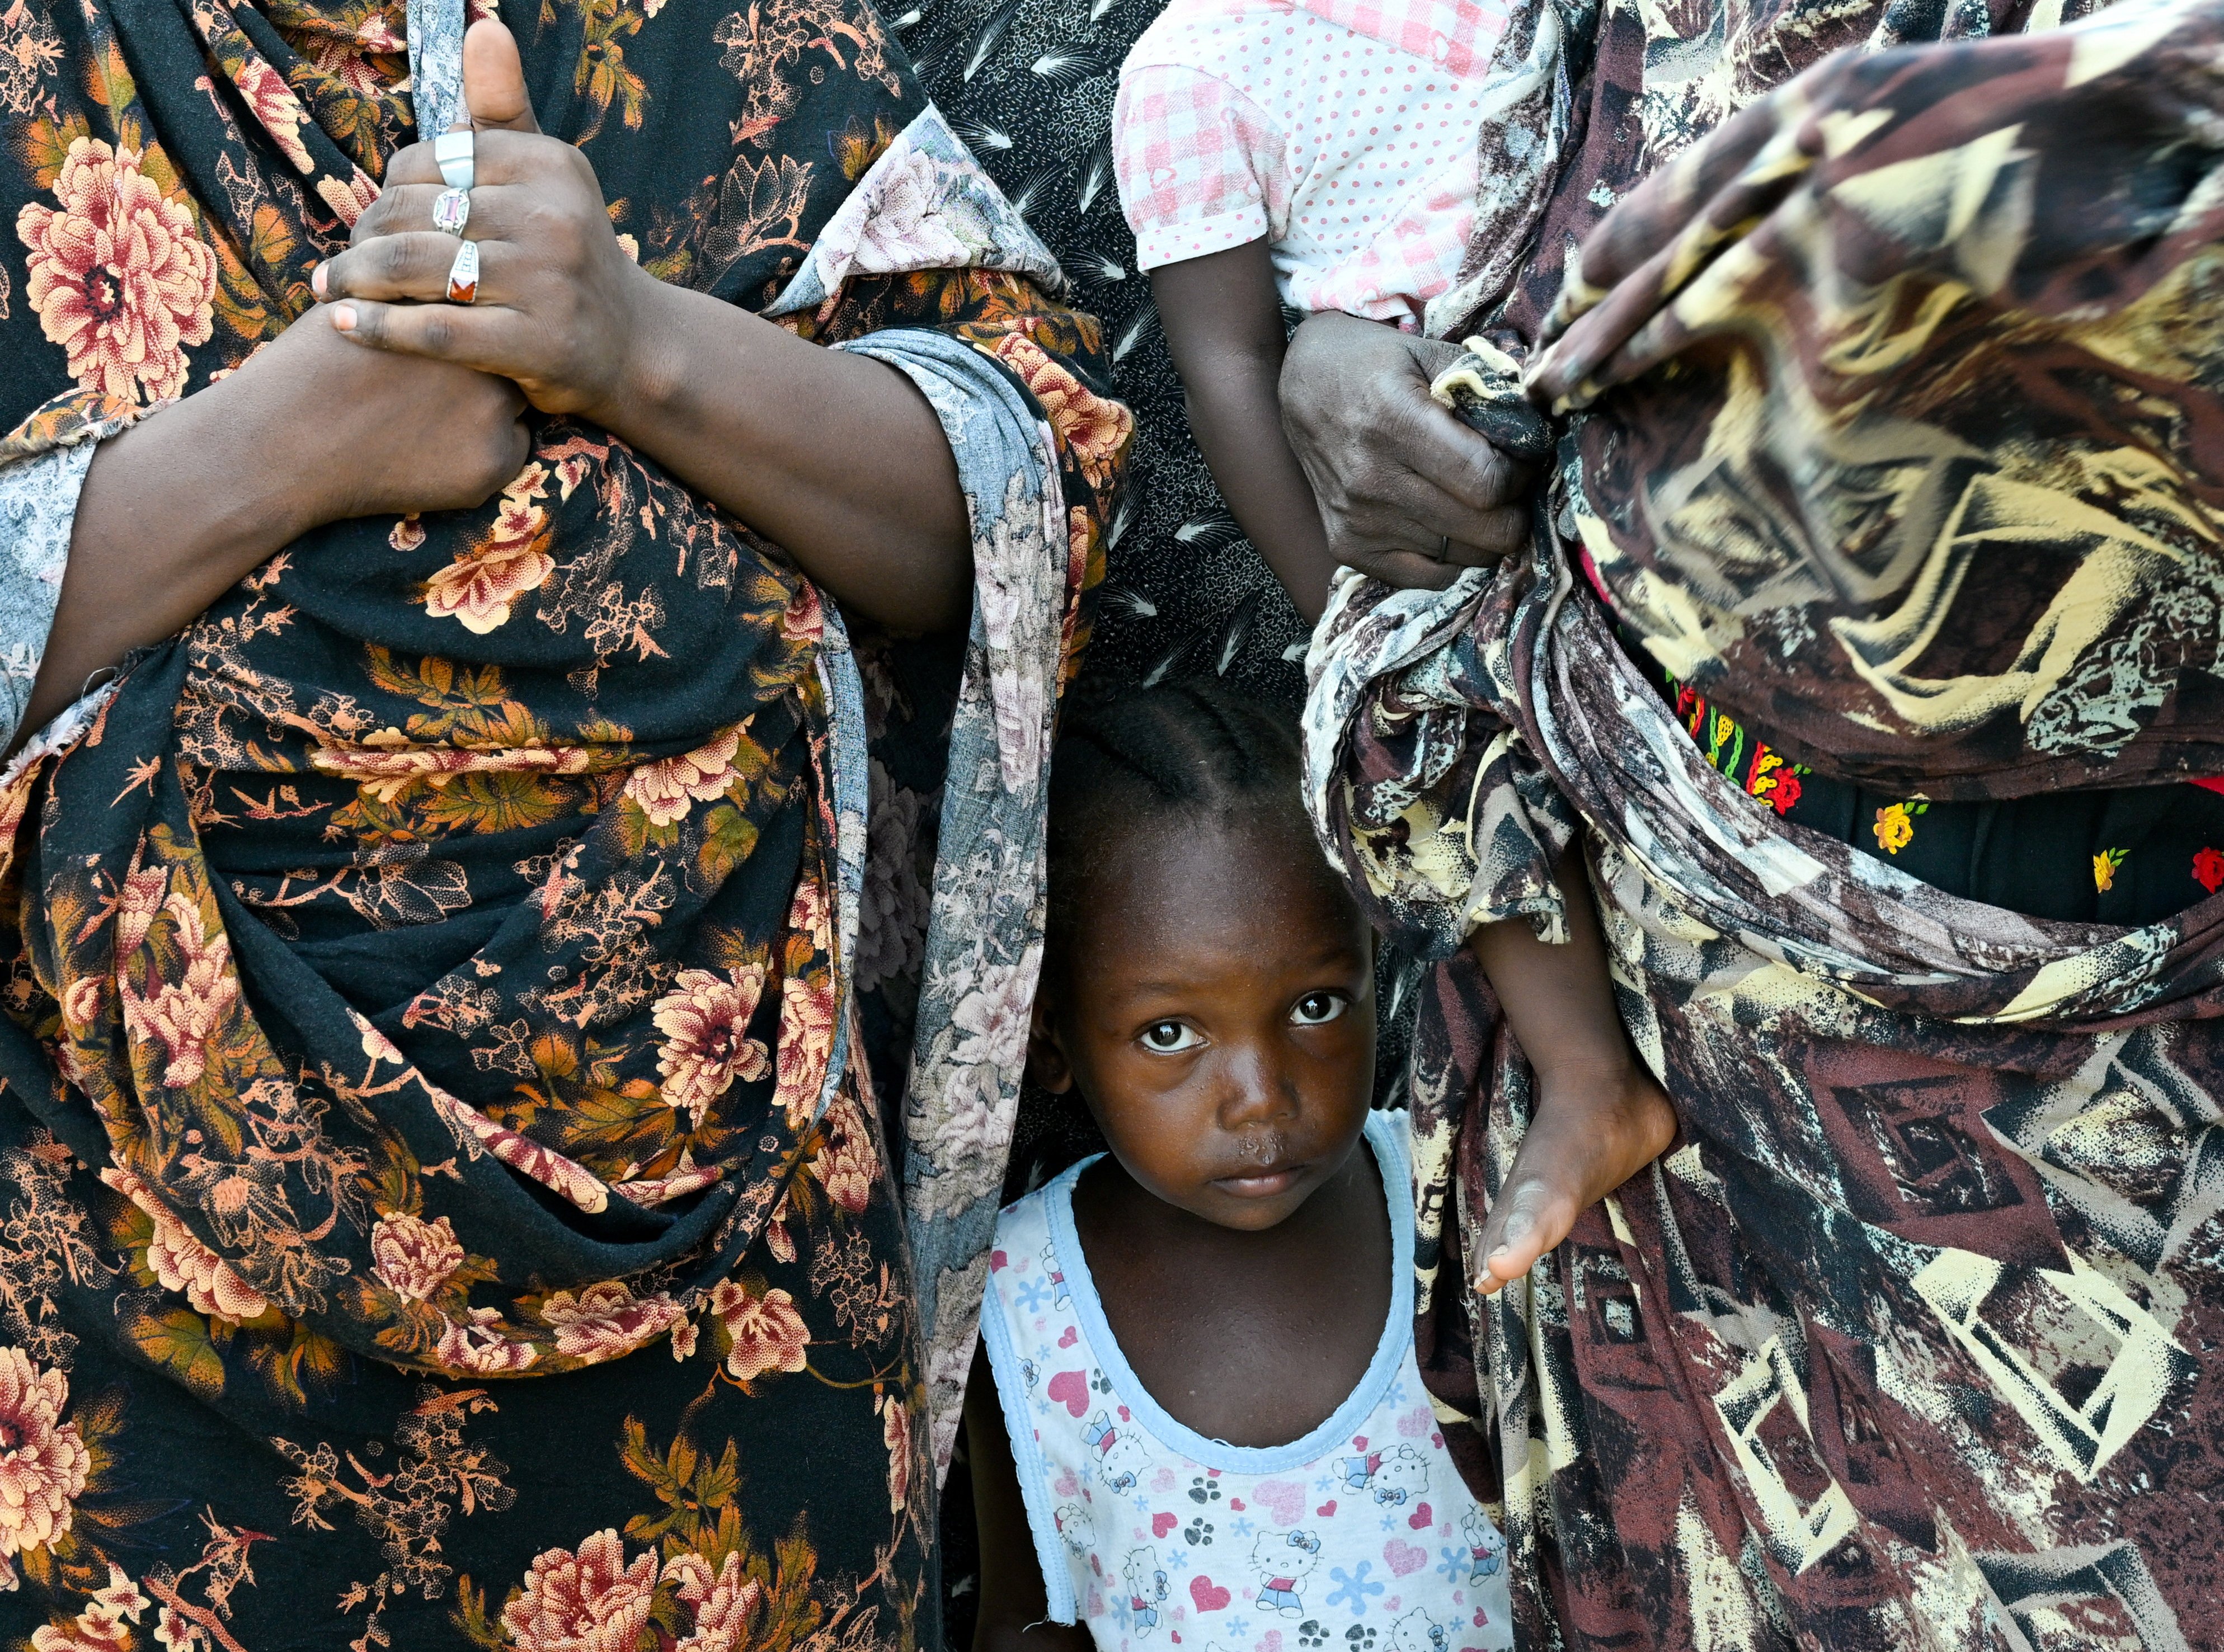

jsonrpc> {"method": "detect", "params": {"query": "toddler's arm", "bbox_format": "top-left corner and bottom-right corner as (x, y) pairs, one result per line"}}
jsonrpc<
(1153, 242), (1341, 620)
(1463, 849), (1677, 1292)
(966, 1345), (1094, 1652)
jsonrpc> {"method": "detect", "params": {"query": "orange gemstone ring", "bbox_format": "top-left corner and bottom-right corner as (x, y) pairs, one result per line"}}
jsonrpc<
(445, 238), (479, 305)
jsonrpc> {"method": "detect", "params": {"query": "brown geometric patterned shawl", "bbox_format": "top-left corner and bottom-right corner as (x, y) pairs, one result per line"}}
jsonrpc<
(0, 0), (1128, 1640)
(1304, 1), (2224, 1646)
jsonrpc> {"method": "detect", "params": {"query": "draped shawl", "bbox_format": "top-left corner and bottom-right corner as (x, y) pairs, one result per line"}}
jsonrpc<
(0, 0), (1128, 1640)
(1307, 0), (2224, 1645)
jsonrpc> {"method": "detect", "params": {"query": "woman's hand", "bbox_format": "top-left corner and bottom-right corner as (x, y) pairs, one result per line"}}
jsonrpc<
(309, 17), (974, 634)
(29, 311), (528, 742)
(1278, 310), (1535, 591)
(313, 21), (665, 426)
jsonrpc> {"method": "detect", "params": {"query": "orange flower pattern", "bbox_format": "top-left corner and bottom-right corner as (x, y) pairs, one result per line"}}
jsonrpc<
(0, 0), (1117, 1636)
(16, 138), (215, 404)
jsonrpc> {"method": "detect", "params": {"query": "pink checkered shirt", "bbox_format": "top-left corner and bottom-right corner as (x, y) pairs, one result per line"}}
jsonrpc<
(1112, 0), (1512, 326)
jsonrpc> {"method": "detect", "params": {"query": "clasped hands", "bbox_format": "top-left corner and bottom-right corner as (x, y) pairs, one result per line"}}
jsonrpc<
(314, 17), (667, 428)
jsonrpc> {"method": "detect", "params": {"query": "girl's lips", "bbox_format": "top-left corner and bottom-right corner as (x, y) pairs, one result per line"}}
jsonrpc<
(1212, 1165), (1306, 1198)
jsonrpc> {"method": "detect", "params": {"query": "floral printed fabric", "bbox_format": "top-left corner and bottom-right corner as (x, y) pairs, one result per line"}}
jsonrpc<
(979, 1112), (1513, 1652)
(1303, 2), (2224, 1646)
(0, 440), (98, 749)
(0, 0), (1128, 1642)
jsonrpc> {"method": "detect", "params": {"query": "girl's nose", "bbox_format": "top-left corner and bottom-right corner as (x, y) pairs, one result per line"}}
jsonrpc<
(1214, 1041), (1299, 1128)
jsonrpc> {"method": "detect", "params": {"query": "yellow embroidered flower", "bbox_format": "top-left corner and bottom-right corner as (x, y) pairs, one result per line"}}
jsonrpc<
(1873, 803), (1915, 855)
(2095, 847), (2127, 892)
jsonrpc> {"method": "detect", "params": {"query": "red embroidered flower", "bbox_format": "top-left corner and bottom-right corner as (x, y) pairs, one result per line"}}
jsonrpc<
(116, 892), (238, 1088)
(2194, 847), (2224, 894)
(808, 1096), (878, 1215)
(991, 332), (1132, 491)
(101, 1166), (269, 1323)
(707, 1279), (809, 1383)
(1770, 771), (1802, 815)
(664, 1551), (763, 1652)
(651, 966), (771, 1128)
(538, 1282), (685, 1362)
(623, 728), (743, 829)
(502, 1529), (659, 1652)
(369, 1210), (464, 1302)
(16, 138), (216, 403)
(0, 1347), (90, 1564)
(434, 1307), (539, 1375)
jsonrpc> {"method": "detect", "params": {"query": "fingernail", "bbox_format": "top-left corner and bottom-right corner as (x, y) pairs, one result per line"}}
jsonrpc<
(331, 304), (357, 332)
(311, 263), (326, 298)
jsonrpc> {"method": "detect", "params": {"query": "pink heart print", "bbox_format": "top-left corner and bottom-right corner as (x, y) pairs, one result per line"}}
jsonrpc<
(1153, 1512), (1178, 1538)
(1408, 1503), (1433, 1531)
(1189, 1576), (1231, 1613)
(1059, 1325), (1079, 1349)
(1316, 1500), (1337, 1518)
(1252, 1480), (1306, 1526)
(1046, 1370), (1089, 1417)
(1383, 1539), (1427, 1577)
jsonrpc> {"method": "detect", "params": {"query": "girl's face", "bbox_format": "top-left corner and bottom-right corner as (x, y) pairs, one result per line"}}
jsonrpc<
(1030, 809), (1377, 1232)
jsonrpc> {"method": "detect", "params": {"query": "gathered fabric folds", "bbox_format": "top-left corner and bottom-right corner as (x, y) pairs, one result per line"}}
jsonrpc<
(1307, 1), (2224, 1645)
(0, 0), (1129, 1640)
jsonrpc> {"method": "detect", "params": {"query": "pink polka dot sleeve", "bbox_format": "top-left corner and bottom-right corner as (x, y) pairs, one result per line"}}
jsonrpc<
(1112, 63), (1283, 272)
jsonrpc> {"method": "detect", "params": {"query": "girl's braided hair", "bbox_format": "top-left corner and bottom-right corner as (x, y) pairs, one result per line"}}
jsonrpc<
(1044, 677), (1309, 959)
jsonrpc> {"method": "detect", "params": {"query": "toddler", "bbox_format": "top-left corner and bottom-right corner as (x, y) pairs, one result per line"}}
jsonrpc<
(1112, 0), (1517, 619)
(1115, 0), (1676, 1296)
(966, 681), (1515, 1652)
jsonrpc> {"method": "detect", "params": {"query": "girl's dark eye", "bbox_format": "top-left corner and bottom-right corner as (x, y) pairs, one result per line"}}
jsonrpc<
(1291, 992), (1347, 1027)
(1140, 1020), (1202, 1053)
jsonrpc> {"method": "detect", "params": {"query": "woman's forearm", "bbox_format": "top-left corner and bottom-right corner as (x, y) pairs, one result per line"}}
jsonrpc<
(610, 281), (973, 634)
(28, 383), (316, 738)
(26, 315), (529, 743)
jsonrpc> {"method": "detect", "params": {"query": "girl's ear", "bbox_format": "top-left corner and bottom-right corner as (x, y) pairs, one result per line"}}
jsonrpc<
(1026, 997), (1075, 1095)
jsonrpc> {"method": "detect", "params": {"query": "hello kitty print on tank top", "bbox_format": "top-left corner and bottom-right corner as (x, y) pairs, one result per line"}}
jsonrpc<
(980, 1110), (1514, 1652)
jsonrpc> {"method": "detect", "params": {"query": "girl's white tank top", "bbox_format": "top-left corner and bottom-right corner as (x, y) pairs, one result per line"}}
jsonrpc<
(980, 1109), (1515, 1652)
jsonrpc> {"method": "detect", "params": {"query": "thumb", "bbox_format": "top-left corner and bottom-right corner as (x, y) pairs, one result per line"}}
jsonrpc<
(462, 17), (538, 134)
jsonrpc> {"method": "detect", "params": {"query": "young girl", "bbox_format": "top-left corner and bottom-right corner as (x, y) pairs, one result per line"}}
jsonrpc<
(1111, 0), (1524, 622)
(966, 681), (1516, 1652)
(1112, 1), (1675, 1296)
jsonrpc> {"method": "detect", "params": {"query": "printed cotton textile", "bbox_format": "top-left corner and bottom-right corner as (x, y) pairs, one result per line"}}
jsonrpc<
(1307, 1), (2224, 1647)
(977, 1111), (1515, 1652)
(0, 0), (1129, 1643)
(1113, 0), (1508, 324)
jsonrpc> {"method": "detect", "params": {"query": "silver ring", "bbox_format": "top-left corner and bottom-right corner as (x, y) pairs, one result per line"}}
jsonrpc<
(434, 129), (475, 192)
(445, 238), (480, 304)
(432, 186), (470, 236)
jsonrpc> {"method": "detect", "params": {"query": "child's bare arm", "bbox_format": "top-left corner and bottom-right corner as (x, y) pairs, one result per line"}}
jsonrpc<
(1151, 242), (1341, 620)
(1463, 848), (1678, 1292)
(966, 1344), (1094, 1652)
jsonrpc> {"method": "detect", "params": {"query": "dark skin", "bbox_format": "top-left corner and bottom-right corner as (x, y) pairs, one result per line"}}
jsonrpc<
(1271, 309), (1682, 1283)
(967, 808), (1383, 1652)
(32, 18), (968, 745)
(1465, 851), (1677, 1291)
(1155, 248), (1536, 619)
